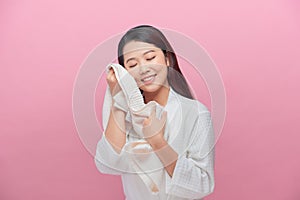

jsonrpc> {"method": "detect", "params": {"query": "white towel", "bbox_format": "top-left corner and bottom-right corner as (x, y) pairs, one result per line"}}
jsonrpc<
(102, 63), (166, 194)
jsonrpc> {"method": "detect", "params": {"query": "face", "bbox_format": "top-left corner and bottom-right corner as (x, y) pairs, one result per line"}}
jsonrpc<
(122, 41), (170, 93)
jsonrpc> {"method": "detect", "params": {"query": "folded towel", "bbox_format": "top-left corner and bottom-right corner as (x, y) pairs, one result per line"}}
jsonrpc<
(103, 63), (165, 137)
(102, 63), (166, 194)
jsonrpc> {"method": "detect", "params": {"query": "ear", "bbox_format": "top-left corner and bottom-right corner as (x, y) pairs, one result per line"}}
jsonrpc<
(165, 55), (170, 67)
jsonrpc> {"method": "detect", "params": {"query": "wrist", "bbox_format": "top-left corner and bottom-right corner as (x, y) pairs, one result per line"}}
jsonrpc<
(111, 93), (128, 114)
(147, 135), (166, 150)
(111, 106), (126, 117)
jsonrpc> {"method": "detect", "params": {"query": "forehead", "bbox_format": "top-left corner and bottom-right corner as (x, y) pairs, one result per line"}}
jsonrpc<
(122, 41), (160, 57)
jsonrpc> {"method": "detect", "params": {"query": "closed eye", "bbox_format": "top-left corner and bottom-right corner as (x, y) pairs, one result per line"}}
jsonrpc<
(129, 63), (137, 68)
(146, 56), (156, 61)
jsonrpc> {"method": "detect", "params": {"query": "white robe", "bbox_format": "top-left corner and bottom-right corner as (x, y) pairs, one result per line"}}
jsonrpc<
(95, 86), (215, 200)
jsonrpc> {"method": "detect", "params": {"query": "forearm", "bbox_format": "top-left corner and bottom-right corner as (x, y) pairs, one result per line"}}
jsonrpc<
(105, 107), (126, 154)
(150, 137), (178, 178)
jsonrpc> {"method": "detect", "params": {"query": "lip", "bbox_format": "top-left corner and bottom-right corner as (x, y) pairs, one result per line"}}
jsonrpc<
(141, 74), (157, 82)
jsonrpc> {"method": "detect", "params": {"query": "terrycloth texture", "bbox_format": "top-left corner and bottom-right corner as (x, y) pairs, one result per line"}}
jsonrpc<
(96, 87), (215, 199)
(102, 63), (166, 194)
(103, 63), (165, 137)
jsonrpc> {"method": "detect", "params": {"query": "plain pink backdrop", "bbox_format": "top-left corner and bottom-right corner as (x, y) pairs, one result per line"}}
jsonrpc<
(1, 0), (300, 199)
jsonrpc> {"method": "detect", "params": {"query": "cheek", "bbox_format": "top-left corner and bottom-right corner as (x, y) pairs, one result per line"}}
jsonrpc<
(127, 69), (140, 81)
(154, 65), (168, 76)
(153, 67), (168, 85)
(156, 56), (168, 66)
(152, 64), (164, 72)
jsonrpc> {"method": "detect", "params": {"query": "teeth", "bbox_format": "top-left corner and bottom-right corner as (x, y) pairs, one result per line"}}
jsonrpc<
(142, 75), (155, 82)
(144, 76), (153, 81)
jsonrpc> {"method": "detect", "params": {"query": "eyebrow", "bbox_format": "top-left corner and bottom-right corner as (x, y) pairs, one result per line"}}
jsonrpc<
(125, 50), (155, 64)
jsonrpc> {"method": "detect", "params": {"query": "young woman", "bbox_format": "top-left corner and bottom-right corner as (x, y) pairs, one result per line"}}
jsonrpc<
(95, 25), (215, 200)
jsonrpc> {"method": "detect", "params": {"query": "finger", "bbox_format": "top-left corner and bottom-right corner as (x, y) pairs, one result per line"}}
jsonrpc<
(143, 117), (151, 126)
(158, 111), (167, 128)
(108, 71), (117, 83)
(144, 109), (154, 126)
(150, 108), (156, 118)
(161, 111), (167, 121)
(107, 69), (113, 79)
(110, 69), (115, 76)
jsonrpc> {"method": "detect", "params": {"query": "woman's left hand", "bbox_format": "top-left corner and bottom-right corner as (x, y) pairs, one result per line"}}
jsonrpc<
(142, 109), (167, 147)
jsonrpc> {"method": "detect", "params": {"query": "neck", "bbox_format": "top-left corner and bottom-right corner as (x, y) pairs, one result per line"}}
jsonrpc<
(143, 86), (170, 106)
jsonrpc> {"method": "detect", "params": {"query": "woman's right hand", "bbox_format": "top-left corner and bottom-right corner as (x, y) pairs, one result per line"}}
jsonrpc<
(106, 68), (126, 114)
(106, 68), (121, 96)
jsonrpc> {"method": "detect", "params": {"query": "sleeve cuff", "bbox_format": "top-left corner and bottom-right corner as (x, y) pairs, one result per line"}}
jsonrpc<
(165, 155), (186, 193)
(95, 132), (130, 173)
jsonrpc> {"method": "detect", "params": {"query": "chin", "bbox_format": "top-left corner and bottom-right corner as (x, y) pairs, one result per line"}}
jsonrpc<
(140, 84), (162, 93)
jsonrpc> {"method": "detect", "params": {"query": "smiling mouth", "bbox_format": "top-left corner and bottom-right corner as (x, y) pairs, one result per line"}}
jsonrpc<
(141, 74), (157, 82)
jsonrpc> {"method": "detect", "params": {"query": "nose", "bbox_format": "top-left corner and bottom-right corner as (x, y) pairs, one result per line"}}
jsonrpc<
(139, 63), (150, 75)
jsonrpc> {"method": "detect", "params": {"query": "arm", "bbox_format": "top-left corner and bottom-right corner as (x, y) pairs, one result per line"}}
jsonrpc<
(104, 68), (127, 153)
(148, 137), (178, 177)
(104, 107), (126, 153)
(94, 69), (129, 175)
(165, 112), (215, 199)
(146, 111), (215, 199)
(142, 110), (178, 177)
(94, 106), (129, 175)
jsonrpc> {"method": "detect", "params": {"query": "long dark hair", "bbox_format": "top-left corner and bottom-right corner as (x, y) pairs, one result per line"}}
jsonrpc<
(117, 25), (194, 99)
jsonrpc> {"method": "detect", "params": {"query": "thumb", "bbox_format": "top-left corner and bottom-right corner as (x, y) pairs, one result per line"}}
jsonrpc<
(161, 111), (167, 120)
(143, 117), (151, 126)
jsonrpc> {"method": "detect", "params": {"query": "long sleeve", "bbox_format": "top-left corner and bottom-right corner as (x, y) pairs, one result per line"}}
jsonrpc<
(165, 111), (215, 199)
(94, 131), (130, 175)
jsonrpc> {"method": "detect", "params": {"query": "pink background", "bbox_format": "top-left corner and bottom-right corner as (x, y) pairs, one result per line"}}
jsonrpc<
(1, 0), (300, 199)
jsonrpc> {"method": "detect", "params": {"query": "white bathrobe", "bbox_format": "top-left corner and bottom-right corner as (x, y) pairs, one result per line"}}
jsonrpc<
(95, 64), (215, 200)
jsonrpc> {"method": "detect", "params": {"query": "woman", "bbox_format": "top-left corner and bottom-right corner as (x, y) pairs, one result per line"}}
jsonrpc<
(95, 25), (215, 200)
